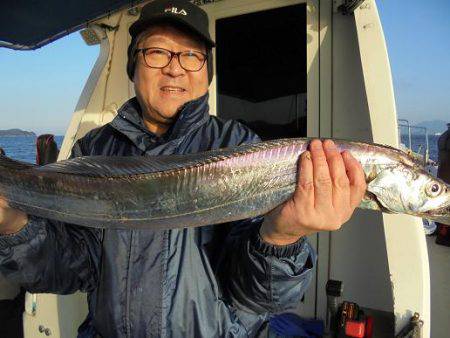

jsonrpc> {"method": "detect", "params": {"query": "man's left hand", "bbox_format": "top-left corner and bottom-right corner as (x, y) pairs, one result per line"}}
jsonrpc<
(260, 139), (367, 246)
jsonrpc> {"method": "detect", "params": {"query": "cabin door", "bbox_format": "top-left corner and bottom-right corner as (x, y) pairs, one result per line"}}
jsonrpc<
(201, 0), (316, 318)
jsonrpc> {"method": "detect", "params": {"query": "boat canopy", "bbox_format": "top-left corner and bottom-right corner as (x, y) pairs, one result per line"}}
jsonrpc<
(0, 0), (145, 50)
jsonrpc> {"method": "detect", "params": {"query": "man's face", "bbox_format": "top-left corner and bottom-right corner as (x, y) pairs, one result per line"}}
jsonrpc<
(133, 25), (209, 131)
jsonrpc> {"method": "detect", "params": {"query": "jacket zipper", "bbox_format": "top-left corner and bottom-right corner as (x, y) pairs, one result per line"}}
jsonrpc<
(125, 231), (134, 338)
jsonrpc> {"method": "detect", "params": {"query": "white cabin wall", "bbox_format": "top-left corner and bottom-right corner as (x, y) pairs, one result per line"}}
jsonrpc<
(303, 0), (321, 319)
(306, 0), (391, 322)
(314, 0), (334, 321)
(321, 0), (430, 336)
(353, 2), (430, 335)
(329, 0), (394, 313)
(59, 11), (136, 160)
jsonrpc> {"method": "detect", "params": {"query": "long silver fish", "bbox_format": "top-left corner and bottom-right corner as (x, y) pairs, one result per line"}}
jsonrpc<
(0, 138), (449, 229)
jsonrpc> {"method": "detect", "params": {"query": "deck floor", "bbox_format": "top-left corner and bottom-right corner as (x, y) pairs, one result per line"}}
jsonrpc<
(427, 235), (450, 338)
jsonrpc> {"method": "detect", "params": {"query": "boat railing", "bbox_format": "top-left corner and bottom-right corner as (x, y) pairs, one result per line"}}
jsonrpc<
(398, 119), (438, 234)
(397, 119), (431, 166)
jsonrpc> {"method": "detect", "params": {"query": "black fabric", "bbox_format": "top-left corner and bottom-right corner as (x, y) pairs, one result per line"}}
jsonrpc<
(216, 4), (306, 102)
(250, 225), (309, 259)
(0, 94), (316, 338)
(129, 0), (215, 47)
(0, 289), (24, 338)
(0, 1), (146, 50)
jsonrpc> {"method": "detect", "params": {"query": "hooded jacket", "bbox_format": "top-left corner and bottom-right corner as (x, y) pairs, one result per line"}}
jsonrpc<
(0, 94), (315, 337)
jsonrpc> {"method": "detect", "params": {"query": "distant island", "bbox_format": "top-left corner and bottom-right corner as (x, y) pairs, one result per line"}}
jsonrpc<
(415, 120), (448, 135)
(0, 129), (36, 137)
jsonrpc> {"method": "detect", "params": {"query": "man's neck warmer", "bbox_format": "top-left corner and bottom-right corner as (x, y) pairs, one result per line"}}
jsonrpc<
(110, 93), (210, 153)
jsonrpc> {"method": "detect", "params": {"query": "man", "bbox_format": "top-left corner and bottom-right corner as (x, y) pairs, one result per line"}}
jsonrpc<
(436, 123), (450, 246)
(0, 0), (366, 337)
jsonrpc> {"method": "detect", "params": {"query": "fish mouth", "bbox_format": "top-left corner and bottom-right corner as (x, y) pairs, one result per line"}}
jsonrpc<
(429, 215), (450, 226)
(422, 205), (450, 225)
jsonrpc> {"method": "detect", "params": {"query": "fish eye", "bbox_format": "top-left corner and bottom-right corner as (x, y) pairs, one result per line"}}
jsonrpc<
(425, 182), (442, 197)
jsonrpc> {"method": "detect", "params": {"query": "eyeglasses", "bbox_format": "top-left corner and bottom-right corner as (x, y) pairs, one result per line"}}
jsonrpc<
(135, 47), (208, 72)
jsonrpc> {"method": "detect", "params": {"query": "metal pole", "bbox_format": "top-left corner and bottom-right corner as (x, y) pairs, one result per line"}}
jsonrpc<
(398, 119), (412, 149)
(408, 122), (412, 150)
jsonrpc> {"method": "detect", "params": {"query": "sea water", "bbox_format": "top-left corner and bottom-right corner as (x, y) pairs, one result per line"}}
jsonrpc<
(0, 136), (64, 163)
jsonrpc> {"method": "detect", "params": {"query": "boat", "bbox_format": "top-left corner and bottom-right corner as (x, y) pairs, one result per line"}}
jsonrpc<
(397, 119), (440, 237)
(0, 0), (437, 337)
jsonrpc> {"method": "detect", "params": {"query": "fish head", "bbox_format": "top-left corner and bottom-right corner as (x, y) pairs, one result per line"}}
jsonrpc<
(367, 164), (450, 225)
(414, 173), (450, 225)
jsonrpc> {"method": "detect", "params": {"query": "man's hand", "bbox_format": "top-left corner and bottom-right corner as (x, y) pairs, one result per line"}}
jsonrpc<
(0, 198), (28, 235)
(260, 139), (367, 245)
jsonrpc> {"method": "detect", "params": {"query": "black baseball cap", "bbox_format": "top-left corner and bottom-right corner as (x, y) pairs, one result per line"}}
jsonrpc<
(129, 0), (215, 48)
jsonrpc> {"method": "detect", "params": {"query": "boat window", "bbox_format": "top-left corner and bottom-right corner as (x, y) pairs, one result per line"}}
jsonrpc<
(216, 4), (307, 140)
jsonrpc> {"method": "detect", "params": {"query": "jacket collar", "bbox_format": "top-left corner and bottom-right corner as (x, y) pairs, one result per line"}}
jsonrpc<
(110, 93), (210, 152)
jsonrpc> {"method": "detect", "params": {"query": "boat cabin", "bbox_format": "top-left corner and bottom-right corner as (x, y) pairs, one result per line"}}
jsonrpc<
(0, 0), (430, 337)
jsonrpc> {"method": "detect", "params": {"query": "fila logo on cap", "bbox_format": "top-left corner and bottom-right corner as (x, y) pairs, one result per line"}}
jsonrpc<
(165, 7), (188, 15)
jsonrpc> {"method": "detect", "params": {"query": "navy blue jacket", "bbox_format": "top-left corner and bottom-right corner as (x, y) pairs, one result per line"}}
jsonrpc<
(0, 94), (315, 337)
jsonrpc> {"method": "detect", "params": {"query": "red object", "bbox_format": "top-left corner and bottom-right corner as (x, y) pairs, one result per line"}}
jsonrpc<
(36, 134), (54, 165)
(436, 224), (450, 246)
(364, 316), (374, 338)
(345, 320), (365, 337)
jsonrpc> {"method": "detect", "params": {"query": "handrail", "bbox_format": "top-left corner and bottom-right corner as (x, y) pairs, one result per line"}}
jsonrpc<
(398, 120), (430, 165)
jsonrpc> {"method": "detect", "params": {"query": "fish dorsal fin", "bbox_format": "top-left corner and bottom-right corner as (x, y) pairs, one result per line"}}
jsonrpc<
(371, 142), (424, 168)
(37, 143), (263, 178)
(37, 140), (293, 178)
(38, 154), (212, 177)
(404, 151), (426, 167)
(0, 155), (36, 170)
(392, 144), (425, 167)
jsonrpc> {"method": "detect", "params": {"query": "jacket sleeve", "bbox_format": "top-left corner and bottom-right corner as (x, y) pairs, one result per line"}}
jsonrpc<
(218, 217), (315, 316)
(216, 122), (316, 328)
(0, 141), (102, 294)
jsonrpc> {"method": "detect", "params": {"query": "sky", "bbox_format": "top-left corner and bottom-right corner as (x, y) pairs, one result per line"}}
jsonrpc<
(0, 0), (449, 135)
(377, 0), (450, 125)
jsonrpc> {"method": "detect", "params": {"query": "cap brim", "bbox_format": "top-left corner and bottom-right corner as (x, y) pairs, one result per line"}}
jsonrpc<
(129, 14), (215, 48)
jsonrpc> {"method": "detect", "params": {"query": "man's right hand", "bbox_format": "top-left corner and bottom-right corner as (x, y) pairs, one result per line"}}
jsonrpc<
(0, 198), (28, 235)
